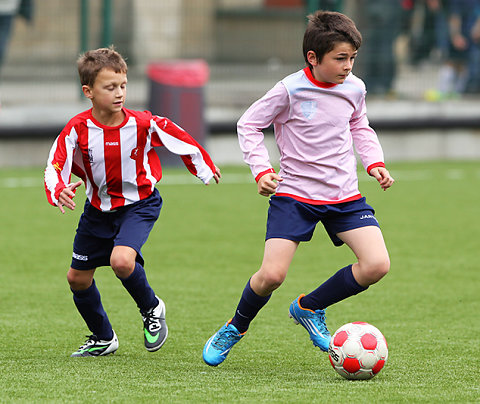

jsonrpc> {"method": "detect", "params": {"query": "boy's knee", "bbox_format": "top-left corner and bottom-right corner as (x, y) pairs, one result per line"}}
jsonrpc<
(375, 259), (390, 280)
(364, 258), (390, 284)
(259, 270), (286, 291)
(67, 268), (93, 290)
(110, 254), (135, 278)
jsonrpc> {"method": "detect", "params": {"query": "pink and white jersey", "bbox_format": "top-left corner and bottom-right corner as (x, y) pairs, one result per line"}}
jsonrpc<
(45, 108), (216, 211)
(238, 67), (385, 204)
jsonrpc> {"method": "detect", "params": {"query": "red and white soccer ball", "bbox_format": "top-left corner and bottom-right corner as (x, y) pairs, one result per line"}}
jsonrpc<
(328, 321), (388, 380)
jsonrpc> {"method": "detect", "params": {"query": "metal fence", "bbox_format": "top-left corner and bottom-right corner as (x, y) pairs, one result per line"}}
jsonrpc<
(1, 0), (479, 113)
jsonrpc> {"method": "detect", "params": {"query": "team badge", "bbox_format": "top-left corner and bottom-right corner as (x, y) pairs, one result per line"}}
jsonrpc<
(130, 147), (140, 160)
(301, 101), (317, 119)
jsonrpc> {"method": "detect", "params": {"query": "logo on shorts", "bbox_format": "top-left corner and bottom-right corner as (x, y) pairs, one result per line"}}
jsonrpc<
(360, 214), (378, 223)
(72, 252), (88, 261)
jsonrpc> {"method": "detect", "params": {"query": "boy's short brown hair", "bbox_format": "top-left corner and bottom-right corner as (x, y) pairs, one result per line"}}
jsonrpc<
(77, 46), (128, 87)
(303, 10), (362, 68)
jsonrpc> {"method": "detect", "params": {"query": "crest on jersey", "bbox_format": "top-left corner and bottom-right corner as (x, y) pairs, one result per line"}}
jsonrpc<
(130, 147), (140, 160)
(301, 101), (317, 119)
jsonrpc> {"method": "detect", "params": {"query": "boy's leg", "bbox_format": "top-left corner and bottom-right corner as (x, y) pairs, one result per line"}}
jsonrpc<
(250, 238), (299, 296)
(111, 246), (157, 311)
(67, 268), (114, 341)
(341, 225), (390, 286)
(300, 226), (390, 310)
(232, 238), (299, 332)
(111, 245), (167, 352)
(203, 239), (297, 366)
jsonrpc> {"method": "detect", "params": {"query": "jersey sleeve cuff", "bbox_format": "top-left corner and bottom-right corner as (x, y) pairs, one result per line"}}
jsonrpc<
(54, 184), (66, 202)
(255, 168), (276, 183)
(367, 162), (385, 175)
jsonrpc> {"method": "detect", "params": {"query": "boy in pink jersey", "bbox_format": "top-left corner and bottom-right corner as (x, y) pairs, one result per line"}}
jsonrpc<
(44, 47), (220, 357)
(203, 10), (394, 366)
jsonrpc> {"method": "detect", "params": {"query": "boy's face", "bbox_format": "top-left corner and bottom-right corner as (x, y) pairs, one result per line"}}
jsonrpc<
(83, 68), (127, 116)
(307, 42), (357, 84)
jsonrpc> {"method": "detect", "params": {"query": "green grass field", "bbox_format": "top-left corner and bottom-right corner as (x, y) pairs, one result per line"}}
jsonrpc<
(0, 161), (479, 403)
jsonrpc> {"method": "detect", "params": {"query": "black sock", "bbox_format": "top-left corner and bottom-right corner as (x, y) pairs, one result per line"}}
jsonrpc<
(300, 265), (367, 310)
(230, 279), (271, 333)
(72, 279), (113, 340)
(118, 262), (157, 312)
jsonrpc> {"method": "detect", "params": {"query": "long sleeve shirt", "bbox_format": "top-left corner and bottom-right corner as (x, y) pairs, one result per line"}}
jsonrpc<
(45, 108), (216, 211)
(237, 67), (385, 204)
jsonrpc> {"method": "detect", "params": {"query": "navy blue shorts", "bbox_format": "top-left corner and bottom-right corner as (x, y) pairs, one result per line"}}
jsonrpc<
(71, 188), (162, 270)
(265, 196), (379, 246)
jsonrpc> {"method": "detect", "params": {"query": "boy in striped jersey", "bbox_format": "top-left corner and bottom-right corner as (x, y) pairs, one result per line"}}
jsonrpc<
(45, 47), (220, 357)
(203, 10), (394, 366)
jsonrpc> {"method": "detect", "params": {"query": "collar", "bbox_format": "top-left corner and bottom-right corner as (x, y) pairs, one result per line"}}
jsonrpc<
(303, 67), (337, 89)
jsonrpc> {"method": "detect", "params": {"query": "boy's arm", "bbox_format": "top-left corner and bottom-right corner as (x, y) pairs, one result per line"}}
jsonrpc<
(237, 82), (289, 182)
(44, 127), (78, 207)
(150, 116), (219, 184)
(350, 100), (394, 190)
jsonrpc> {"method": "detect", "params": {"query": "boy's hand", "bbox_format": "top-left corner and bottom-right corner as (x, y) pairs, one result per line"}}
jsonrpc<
(213, 165), (221, 184)
(205, 165), (221, 185)
(57, 180), (83, 214)
(257, 173), (283, 197)
(370, 167), (394, 191)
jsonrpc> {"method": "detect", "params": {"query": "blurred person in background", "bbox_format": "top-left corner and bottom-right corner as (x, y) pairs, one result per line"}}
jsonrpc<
(409, 0), (449, 65)
(0, 0), (20, 75)
(436, 0), (480, 96)
(0, 0), (33, 106)
(355, 0), (404, 97)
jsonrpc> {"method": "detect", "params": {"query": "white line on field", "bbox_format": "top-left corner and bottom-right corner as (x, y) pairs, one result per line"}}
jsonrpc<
(1, 168), (477, 188)
(1, 177), (41, 188)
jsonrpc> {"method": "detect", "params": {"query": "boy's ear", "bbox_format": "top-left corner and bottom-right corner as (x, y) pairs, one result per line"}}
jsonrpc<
(307, 50), (318, 66)
(82, 85), (93, 99)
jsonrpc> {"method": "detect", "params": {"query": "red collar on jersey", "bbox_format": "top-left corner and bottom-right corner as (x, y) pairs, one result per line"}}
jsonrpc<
(303, 67), (337, 89)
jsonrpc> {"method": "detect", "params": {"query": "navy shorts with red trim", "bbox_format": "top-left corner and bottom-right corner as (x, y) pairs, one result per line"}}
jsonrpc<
(71, 188), (162, 270)
(265, 195), (379, 246)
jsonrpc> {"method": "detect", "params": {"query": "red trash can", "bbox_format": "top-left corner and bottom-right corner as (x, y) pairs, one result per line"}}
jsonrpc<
(147, 60), (209, 166)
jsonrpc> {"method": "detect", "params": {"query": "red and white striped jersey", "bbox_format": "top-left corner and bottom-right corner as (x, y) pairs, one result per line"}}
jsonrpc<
(45, 108), (216, 211)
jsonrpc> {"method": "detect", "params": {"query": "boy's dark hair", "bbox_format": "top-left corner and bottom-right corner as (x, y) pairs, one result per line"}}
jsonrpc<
(77, 46), (128, 87)
(303, 10), (362, 68)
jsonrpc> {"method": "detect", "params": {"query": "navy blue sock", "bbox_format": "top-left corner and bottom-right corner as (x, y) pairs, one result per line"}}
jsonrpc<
(72, 279), (113, 341)
(230, 279), (271, 334)
(300, 265), (367, 310)
(118, 262), (157, 312)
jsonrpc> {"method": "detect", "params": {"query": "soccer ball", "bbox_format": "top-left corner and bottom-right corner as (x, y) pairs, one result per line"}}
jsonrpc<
(328, 321), (388, 380)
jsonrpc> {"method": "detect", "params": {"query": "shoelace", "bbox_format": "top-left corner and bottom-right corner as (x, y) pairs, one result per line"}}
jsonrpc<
(142, 309), (161, 333)
(212, 328), (239, 349)
(312, 310), (330, 335)
(77, 335), (98, 350)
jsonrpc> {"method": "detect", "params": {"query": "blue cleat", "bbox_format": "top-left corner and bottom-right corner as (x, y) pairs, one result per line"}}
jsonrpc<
(203, 320), (245, 366)
(289, 294), (331, 351)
